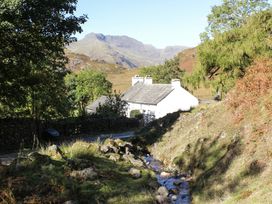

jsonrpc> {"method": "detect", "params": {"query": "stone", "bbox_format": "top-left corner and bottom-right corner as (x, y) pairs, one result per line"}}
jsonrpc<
(129, 168), (141, 178)
(48, 144), (58, 153)
(155, 195), (169, 204)
(100, 145), (110, 153)
(169, 188), (179, 195)
(173, 179), (182, 186)
(63, 200), (78, 204)
(160, 171), (172, 178)
(108, 153), (121, 162)
(123, 154), (144, 167)
(70, 167), (97, 180)
(27, 152), (50, 163)
(170, 194), (177, 202)
(157, 186), (169, 198)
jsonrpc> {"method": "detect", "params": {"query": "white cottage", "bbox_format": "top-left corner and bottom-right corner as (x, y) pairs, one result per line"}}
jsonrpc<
(122, 76), (199, 119)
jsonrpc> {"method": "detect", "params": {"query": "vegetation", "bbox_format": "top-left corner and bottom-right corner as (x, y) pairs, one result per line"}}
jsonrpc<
(96, 93), (128, 118)
(187, 1), (271, 97)
(0, 0), (87, 119)
(0, 141), (156, 203)
(65, 69), (112, 116)
(202, 0), (270, 38)
(140, 58), (272, 203)
(140, 57), (184, 84)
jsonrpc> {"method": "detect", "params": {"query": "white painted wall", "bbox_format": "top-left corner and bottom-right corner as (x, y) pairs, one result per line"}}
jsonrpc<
(126, 102), (157, 117)
(126, 86), (199, 119)
(156, 87), (199, 118)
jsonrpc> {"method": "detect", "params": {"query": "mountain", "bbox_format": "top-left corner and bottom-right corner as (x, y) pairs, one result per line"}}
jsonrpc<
(65, 50), (126, 73)
(68, 33), (187, 68)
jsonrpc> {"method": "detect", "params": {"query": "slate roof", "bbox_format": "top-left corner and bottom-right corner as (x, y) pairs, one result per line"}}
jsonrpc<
(86, 95), (108, 112)
(122, 82), (174, 105)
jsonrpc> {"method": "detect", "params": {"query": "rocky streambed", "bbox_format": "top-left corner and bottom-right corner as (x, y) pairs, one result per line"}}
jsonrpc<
(0, 138), (191, 203)
(99, 138), (191, 204)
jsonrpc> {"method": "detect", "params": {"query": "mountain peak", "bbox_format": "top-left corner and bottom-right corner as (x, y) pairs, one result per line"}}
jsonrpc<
(69, 33), (187, 68)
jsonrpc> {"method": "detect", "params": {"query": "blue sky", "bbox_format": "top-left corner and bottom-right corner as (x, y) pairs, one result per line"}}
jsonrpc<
(74, 0), (271, 48)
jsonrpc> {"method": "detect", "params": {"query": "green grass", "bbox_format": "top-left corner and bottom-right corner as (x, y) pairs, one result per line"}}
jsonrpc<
(0, 141), (156, 204)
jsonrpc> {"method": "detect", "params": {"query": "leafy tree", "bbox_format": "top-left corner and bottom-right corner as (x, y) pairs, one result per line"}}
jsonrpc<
(0, 0), (87, 119)
(202, 0), (270, 39)
(65, 69), (112, 116)
(192, 10), (272, 97)
(140, 57), (184, 83)
(96, 92), (128, 118)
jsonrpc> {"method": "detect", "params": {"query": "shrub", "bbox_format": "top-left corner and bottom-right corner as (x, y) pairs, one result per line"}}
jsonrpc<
(227, 59), (272, 121)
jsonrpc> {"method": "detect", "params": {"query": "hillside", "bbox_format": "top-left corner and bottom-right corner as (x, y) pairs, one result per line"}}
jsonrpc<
(65, 50), (125, 73)
(68, 33), (187, 68)
(137, 59), (272, 203)
(178, 47), (197, 73)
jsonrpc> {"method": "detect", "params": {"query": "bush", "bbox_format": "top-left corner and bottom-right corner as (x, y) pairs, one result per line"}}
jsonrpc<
(129, 110), (143, 119)
(227, 59), (272, 121)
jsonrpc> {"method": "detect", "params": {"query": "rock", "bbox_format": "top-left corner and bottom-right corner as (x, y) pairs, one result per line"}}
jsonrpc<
(100, 145), (110, 153)
(108, 153), (121, 162)
(173, 179), (182, 186)
(169, 188), (179, 195)
(170, 194), (177, 202)
(129, 168), (141, 178)
(63, 201), (78, 204)
(47, 144), (65, 159)
(160, 171), (172, 178)
(70, 167), (97, 180)
(48, 144), (58, 153)
(157, 186), (169, 198)
(100, 144), (118, 154)
(27, 152), (50, 163)
(123, 154), (144, 167)
(155, 195), (169, 204)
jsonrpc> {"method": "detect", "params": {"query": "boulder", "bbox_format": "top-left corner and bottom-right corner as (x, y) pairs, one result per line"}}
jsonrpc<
(123, 154), (144, 167)
(108, 153), (121, 162)
(157, 186), (169, 198)
(70, 167), (97, 180)
(160, 171), (172, 178)
(129, 168), (141, 178)
(100, 145), (110, 153)
(155, 195), (169, 204)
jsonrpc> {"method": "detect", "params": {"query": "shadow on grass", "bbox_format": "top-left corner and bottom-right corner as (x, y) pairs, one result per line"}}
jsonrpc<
(172, 134), (266, 201)
(131, 111), (181, 146)
(0, 152), (155, 204)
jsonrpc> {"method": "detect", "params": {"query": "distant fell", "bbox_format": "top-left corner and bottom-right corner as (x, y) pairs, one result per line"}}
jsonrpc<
(68, 33), (187, 68)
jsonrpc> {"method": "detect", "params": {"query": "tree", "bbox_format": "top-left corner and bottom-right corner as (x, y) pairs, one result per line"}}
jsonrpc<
(140, 57), (184, 83)
(0, 0), (87, 118)
(96, 92), (128, 118)
(192, 10), (272, 96)
(203, 0), (270, 38)
(65, 69), (112, 116)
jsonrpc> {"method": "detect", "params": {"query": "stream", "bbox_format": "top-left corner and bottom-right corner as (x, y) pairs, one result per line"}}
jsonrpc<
(144, 156), (190, 204)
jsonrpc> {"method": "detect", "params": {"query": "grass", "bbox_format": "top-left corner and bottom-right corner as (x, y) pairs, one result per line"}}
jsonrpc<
(0, 141), (156, 204)
(137, 98), (272, 203)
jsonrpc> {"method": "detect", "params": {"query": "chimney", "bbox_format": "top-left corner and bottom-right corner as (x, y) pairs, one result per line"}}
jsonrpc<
(132, 75), (144, 86)
(144, 76), (153, 85)
(171, 79), (181, 88)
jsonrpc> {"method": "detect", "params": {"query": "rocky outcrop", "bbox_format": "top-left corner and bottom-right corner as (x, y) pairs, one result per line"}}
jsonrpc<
(70, 167), (97, 180)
